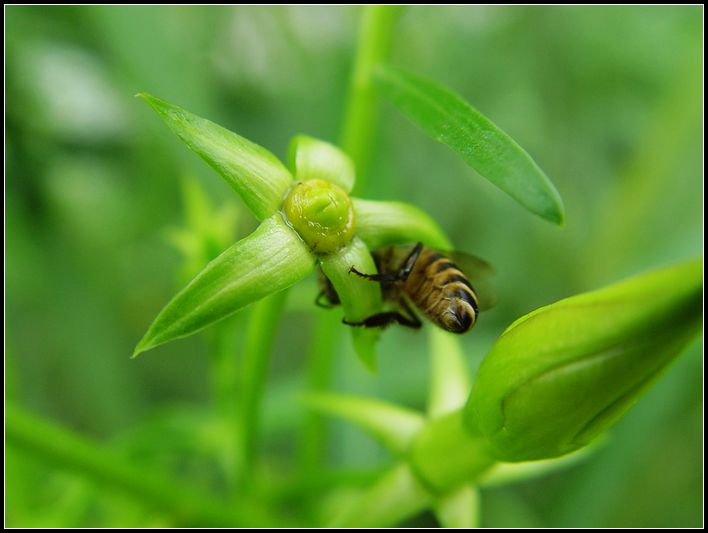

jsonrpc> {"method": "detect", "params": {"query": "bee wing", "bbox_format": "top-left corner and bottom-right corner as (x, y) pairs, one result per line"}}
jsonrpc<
(371, 244), (413, 267)
(445, 250), (497, 311)
(447, 251), (495, 279)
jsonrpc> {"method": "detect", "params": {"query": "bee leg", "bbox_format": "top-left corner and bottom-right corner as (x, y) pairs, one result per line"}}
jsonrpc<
(349, 242), (423, 283)
(315, 290), (338, 309)
(397, 298), (422, 329)
(343, 309), (422, 330)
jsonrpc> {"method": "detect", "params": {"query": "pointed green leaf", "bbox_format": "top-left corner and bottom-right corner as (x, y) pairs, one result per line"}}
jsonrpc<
(352, 198), (452, 250)
(319, 237), (383, 370)
(288, 135), (355, 193)
(329, 464), (431, 527)
(302, 392), (425, 454)
(374, 66), (564, 225)
(6, 405), (263, 526)
(434, 485), (480, 528)
(138, 93), (292, 220)
(134, 215), (315, 356)
(428, 328), (471, 419)
(466, 258), (702, 461)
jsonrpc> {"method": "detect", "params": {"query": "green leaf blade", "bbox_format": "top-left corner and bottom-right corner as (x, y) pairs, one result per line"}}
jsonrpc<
(138, 93), (292, 221)
(374, 67), (564, 225)
(302, 392), (425, 454)
(134, 215), (315, 356)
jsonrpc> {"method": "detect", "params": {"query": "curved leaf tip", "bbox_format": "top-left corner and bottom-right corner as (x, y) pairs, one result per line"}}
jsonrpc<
(136, 92), (292, 221)
(132, 215), (315, 357)
(374, 66), (565, 226)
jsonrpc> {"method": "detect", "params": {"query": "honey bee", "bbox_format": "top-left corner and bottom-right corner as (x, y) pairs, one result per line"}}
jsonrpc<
(316, 242), (494, 334)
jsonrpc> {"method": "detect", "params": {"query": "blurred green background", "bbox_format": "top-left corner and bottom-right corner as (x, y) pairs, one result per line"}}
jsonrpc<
(6, 5), (702, 527)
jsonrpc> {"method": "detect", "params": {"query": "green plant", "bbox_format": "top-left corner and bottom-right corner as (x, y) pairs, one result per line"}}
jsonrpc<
(130, 5), (700, 525)
(6, 6), (702, 528)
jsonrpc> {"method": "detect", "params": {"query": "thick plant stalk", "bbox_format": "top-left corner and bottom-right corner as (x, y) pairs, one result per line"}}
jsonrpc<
(298, 5), (403, 474)
(340, 5), (403, 193)
(235, 290), (289, 486)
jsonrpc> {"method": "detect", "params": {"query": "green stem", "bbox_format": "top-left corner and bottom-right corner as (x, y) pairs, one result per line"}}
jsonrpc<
(235, 289), (289, 486)
(295, 4), (402, 477)
(340, 5), (403, 193)
(297, 310), (341, 475)
(207, 317), (242, 485)
(6, 405), (263, 527)
(208, 320), (239, 418)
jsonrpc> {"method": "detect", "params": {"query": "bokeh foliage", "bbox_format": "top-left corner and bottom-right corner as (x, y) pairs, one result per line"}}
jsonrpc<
(6, 5), (702, 527)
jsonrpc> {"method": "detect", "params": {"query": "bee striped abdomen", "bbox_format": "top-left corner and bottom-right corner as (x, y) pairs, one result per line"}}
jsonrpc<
(403, 249), (479, 334)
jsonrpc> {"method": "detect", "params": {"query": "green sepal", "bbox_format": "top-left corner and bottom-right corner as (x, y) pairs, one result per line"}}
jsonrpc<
(329, 464), (431, 527)
(433, 485), (480, 528)
(319, 237), (383, 370)
(353, 198), (452, 250)
(138, 93), (292, 221)
(288, 135), (356, 193)
(477, 444), (598, 488)
(134, 214), (315, 356)
(465, 258), (702, 461)
(301, 392), (425, 454)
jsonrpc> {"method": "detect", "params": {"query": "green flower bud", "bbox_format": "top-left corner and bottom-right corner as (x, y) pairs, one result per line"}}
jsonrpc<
(282, 179), (355, 254)
(465, 259), (702, 462)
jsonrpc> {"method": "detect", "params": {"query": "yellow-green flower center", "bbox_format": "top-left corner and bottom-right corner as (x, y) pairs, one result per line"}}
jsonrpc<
(282, 179), (355, 254)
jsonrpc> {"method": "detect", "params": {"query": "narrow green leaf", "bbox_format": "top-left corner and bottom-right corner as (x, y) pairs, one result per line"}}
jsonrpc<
(329, 464), (431, 527)
(134, 215), (315, 356)
(374, 67), (565, 225)
(466, 258), (702, 461)
(427, 328), (471, 419)
(6, 405), (264, 526)
(434, 485), (480, 528)
(319, 237), (383, 370)
(302, 392), (425, 454)
(138, 93), (292, 221)
(288, 135), (355, 193)
(352, 198), (452, 250)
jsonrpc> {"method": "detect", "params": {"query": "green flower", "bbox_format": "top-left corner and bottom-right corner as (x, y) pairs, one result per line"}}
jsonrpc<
(133, 94), (451, 369)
